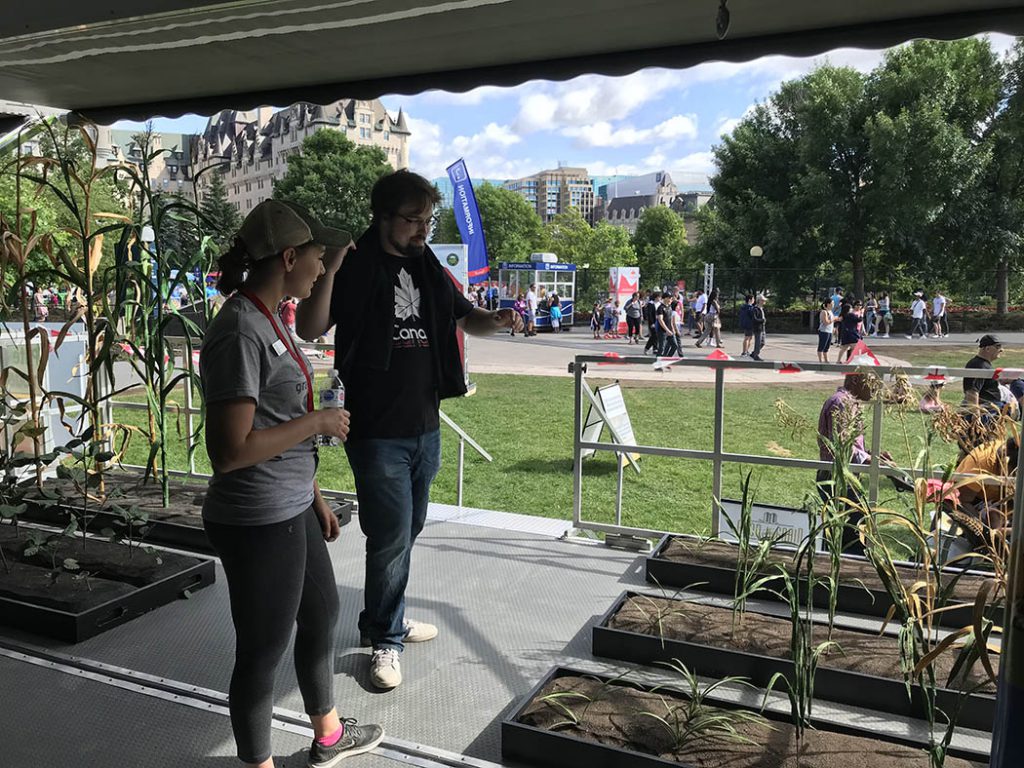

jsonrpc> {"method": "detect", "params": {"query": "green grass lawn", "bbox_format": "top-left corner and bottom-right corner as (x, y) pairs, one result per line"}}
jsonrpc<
(113, 373), (962, 536)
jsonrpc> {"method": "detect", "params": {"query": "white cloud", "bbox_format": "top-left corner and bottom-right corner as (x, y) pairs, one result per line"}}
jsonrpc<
(564, 114), (698, 148)
(451, 122), (521, 155)
(405, 116), (529, 181)
(417, 84), (511, 106)
(514, 69), (688, 133)
(670, 152), (718, 189)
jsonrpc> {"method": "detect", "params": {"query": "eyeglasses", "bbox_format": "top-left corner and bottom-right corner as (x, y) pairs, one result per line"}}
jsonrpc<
(397, 213), (433, 229)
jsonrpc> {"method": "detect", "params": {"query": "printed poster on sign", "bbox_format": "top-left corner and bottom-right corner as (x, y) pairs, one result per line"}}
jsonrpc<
(716, 502), (822, 551)
(609, 267), (640, 334)
(580, 382), (641, 469)
(432, 244), (470, 389)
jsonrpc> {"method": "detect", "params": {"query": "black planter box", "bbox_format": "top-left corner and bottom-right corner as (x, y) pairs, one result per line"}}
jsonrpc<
(21, 500), (355, 556)
(646, 534), (988, 627)
(0, 556), (215, 643)
(593, 591), (995, 732)
(502, 665), (991, 768)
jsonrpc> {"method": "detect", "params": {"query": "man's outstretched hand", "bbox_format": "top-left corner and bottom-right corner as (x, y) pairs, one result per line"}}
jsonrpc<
(495, 308), (525, 333)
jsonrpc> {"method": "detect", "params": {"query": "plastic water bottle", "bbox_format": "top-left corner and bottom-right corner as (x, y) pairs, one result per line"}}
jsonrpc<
(317, 369), (345, 447)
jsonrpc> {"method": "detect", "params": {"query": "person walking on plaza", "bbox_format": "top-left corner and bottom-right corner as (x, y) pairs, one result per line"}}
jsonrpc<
(863, 292), (878, 338)
(672, 299), (686, 357)
(200, 200), (384, 768)
(549, 295), (562, 332)
(931, 290), (947, 338)
(658, 296), (677, 356)
(738, 294), (755, 357)
(876, 291), (891, 337)
(816, 300), (834, 363)
(296, 171), (523, 691)
(624, 291), (642, 344)
(525, 283), (538, 337)
(691, 288), (707, 337)
(643, 291), (663, 354)
(590, 301), (602, 339)
(695, 287), (722, 349)
(837, 299), (864, 362)
(750, 294), (767, 361)
(907, 291), (929, 339)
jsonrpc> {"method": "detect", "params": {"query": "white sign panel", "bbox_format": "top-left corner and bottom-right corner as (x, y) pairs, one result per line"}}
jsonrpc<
(580, 383), (640, 468)
(716, 501), (821, 550)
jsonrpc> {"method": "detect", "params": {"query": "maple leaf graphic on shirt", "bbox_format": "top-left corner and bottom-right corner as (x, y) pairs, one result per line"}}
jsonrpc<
(395, 268), (421, 321)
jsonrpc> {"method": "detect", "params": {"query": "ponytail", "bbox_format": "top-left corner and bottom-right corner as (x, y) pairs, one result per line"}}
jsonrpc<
(217, 237), (250, 296)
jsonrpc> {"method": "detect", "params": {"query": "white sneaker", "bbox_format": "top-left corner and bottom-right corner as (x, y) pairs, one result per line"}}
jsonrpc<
(360, 618), (438, 647)
(369, 649), (402, 690)
(403, 618), (438, 643)
(883, 334), (890, 338)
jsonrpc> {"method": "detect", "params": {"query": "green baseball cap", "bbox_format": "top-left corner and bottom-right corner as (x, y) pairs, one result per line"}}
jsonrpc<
(238, 200), (352, 261)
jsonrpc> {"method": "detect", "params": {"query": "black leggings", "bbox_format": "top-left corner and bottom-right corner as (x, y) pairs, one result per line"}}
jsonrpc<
(205, 507), (340, 764)
(626, 316), (641, 337)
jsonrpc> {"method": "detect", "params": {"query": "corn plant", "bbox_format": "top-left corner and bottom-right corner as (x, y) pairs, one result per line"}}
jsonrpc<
(623, 580), (709, 649)
(721, 471), (788, 631)
(535, 670), (635, 731)
(759, 563), (841, 742)
(102, 125), (213, 506)
(643, 659), (770, 751)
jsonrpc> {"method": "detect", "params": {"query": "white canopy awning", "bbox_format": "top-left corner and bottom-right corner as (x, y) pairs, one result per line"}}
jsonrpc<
(2, 1), (1023, 122)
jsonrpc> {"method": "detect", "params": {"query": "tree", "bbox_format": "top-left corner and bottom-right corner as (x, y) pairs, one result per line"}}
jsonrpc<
(543, 208), (593, 265)
(433, 183), (545, 267)
(199, 172), (241, 252)
(273, 129), (392, 238)
(632, 206), (688, 287)
(0, 126), (129, 282)
(702, 38), (1006, 301)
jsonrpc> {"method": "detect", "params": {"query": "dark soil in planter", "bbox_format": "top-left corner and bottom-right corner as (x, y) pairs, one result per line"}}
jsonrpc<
(609, 595), (997, 695)
(0, 524), (204, 613)
(658, 537), (989, 605)
(22, 473), (354, 555)
(519, 675), (985, 768)
(32, 473), (210, 528)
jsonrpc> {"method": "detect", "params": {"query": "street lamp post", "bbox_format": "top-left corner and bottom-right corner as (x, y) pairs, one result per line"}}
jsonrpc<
(749, 245), (763, 295)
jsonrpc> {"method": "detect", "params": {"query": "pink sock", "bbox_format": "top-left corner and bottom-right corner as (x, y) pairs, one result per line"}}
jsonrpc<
(317, 723), (344, 747)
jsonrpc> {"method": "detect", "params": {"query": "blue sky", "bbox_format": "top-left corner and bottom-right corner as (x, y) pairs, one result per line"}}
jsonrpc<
(114, 34), (1015, 189)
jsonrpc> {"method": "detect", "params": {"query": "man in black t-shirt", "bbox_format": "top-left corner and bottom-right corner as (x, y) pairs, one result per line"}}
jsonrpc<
(296, 171), (523, 691)
(963, 334), (1004, 412)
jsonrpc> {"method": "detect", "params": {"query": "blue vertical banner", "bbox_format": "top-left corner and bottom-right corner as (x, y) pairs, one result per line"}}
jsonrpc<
(446, 158), (489, 284)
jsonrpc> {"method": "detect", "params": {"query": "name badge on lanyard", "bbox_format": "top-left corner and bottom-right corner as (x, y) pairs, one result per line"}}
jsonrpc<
(239, 290), (315, 413)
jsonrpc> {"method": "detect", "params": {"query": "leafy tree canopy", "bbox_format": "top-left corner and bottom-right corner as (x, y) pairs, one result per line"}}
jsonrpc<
(273, 129), (392, 238)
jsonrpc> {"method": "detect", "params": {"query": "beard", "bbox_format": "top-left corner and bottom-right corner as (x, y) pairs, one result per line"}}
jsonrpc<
(391, 236), (426, 258)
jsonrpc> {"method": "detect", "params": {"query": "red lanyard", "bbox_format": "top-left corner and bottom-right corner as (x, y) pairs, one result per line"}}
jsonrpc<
(239, 290), (314, 412)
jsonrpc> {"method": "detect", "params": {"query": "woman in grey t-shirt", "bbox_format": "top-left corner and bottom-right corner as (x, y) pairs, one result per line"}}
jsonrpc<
(200, 200), (382, 768)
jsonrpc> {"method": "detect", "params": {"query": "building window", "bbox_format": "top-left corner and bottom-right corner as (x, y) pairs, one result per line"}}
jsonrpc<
(384, 131), (390, 141)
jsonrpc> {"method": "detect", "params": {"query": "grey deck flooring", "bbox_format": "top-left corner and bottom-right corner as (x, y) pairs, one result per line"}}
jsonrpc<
(0, 514), (993, 766)
(0, 518), (645, 767)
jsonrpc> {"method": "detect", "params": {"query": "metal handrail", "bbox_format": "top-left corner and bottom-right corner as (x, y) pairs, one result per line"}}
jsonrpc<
(106, 338), (493, 509)
(571, 354), (1020, 540)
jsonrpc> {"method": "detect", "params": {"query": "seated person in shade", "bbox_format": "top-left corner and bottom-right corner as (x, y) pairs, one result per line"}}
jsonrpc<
(816, 373), (892, 555)
(919, 381), (946, 414)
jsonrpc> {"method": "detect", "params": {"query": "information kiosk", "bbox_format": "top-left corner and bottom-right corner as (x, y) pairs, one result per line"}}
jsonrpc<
(497, 257), (576, 330)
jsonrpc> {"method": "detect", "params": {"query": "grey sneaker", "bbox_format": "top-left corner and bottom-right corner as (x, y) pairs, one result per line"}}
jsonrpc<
(360, 618), (438, 647)
(369, 648), (402, 689)
(308, 718), (384, 767)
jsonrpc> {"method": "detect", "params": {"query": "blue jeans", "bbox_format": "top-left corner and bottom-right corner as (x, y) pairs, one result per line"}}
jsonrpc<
(344, 428), (441, 651)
